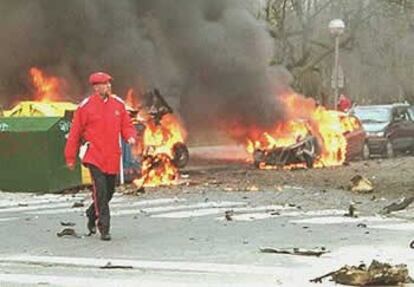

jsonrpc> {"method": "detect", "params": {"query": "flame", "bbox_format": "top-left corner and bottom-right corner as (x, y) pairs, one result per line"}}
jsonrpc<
(126, 89), (187, 187)
(133, 154), (179, 188)
(242, 92), (360, 169)
(29, 67), (65, 102)
(125, 88), (140, 110)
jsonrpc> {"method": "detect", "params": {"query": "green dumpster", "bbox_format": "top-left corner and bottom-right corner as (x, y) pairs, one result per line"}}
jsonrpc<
(0, 117), (82, 193)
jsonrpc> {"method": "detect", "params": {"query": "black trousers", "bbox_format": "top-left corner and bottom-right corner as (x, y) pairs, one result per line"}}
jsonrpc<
(85, 164), (116, 234)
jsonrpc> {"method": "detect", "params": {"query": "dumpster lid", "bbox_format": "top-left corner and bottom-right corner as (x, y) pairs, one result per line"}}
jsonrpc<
(0, 117), (66, 132)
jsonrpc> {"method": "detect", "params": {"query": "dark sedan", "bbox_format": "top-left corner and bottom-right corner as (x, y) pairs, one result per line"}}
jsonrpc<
(351, 104), (414, 158)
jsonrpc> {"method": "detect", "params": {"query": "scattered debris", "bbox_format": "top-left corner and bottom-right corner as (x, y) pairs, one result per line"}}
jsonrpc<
(349, 175), (374, 193)
(310, 260), (412, 285)
(260, 247), (328, 257)
(71, 201), (84, 208)
(380, 196), (414, 215)
(60, 221), (76, 227)
(56, 228), (81, 238)
(224, 210), (234, 221)
(100, 262), (133, 269)
(344, 204), (358, 218)
(357, 223), (367, 228)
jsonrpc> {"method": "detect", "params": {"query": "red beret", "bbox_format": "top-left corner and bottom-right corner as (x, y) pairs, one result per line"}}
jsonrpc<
(89, 72), (112, 85)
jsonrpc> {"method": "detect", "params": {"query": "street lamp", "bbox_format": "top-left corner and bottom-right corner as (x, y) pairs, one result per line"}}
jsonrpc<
(329, 19), (345, 110)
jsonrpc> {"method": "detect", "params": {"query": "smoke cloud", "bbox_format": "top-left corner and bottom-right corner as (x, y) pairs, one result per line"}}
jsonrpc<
(0, 0), (286, 140)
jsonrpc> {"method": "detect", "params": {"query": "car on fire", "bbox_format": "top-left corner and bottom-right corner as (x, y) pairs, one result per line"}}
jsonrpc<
(350, 104), (414, 158)
(252, 112), (366, 168)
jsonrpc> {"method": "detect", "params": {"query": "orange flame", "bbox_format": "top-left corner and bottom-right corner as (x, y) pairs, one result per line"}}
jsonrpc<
(126, 89), (187, 187)
(243, 92), (359, 169)
(29, 67), (65, 102)
(133, 154), (179, 188)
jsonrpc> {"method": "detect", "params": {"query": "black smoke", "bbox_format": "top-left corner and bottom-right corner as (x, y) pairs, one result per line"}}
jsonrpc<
(0, 0), (285, 139)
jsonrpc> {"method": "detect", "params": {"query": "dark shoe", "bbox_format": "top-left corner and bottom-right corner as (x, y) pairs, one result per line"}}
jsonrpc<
(100, 233), (111, 241)
(87, 216), (96, 236)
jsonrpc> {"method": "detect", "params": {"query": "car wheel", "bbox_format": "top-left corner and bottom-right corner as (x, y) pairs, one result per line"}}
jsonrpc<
(171, 142), (189, 169)
(253, 150), (265, 168)
(385, 139), (394, 158)
(362, 143), (370, 160)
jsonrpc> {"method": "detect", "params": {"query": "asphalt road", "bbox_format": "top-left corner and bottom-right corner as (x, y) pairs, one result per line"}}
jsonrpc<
(1, 184), (414, 286)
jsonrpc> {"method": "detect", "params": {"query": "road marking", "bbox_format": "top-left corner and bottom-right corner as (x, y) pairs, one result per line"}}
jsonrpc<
(0, 217), (19, 223)
(112, 201), (246, 216)
(156, 205), (296, 219)
(0, 255), (286, 275)
(217, 209), (347, 221)
(26, 197), (186, 215)
(291, 215), (402, 225)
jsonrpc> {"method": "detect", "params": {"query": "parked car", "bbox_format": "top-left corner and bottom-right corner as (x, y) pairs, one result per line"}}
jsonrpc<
(350, 104), (414, 158)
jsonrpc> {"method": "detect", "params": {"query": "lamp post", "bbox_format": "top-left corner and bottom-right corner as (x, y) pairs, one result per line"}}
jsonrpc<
(329, 19), (345, 110)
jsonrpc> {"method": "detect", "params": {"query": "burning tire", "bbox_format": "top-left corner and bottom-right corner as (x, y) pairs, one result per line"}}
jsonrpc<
(172, 142), (189, 169)
(253, 149), (266, 168)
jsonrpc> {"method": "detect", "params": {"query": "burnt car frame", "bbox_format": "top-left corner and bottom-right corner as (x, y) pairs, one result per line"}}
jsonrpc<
(253, 113), (366, 168)
(351, 104), (414, 158)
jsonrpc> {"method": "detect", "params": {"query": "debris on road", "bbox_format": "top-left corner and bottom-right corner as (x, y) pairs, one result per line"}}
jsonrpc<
(310, 260), (411, 285)
(260, 246), (328, 257)
(343, 204), (358, 218)
(100, 262), (133, 269)
(60, 221), (76, 226)
(224, 210), (233, 221)
(380, 196), (414, 215)
(56, 228), (81, 238)
(71, 201), (84, 208)
(349, 175), (374, 193)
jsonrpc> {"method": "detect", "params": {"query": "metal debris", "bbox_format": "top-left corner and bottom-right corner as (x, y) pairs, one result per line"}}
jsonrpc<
(100, 262), (133, 269)
(344, 204), (358, 218)
(381, 196), (414, 215)
(60, 221), (76, 226)
(260, 247), (328, 257)
(71, 201), (84, 208)
(310, 260), (412, 285)
(224, 210), (234, 221)
(349, 175), (374, 193)
(56, 228), (81, 238)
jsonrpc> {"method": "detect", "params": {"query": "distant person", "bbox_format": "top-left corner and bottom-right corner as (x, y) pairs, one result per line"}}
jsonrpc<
(65, 72), (137, 241)
(337, 94), (352, 112)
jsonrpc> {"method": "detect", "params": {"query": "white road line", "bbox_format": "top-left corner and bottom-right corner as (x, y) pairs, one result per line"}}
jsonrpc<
(0, 255), (286, 275)
(0, 202), (85, 214)
(291, 215), (402, 225)
(368, 222), (414, 231)
(215, 209), (347, 222)
(112, 201), (247, 216)
(27, 198), (186, 215)
(156, 205), (296, 219)
(0, 217), (19, 222)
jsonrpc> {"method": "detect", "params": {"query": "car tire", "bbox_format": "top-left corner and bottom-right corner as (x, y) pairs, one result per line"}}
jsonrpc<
(385, 139), (394, 158)
(253, 150), (265, 168)
(362, 143), (370, 160)
(171, 142), (189, 169)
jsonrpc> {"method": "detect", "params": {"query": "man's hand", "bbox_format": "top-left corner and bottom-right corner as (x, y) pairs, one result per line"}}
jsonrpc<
(67, 162), (75, 171)
(127, 137), (136, 145)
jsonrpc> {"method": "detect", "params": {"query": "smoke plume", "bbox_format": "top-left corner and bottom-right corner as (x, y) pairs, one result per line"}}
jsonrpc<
(0, 0), (286, 140)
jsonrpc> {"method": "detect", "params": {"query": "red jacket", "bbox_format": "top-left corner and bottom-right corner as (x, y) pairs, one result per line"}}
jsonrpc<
(65, 93), (137, 174)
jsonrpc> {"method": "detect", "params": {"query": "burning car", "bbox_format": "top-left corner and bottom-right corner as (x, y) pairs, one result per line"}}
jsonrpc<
(245, 93), (366, 170)
(125, 88), (189, 187)
(252, 134), (319, 169)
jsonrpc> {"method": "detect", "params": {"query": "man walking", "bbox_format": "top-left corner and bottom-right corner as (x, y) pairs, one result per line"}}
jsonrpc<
(65, 72), (137, 241)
